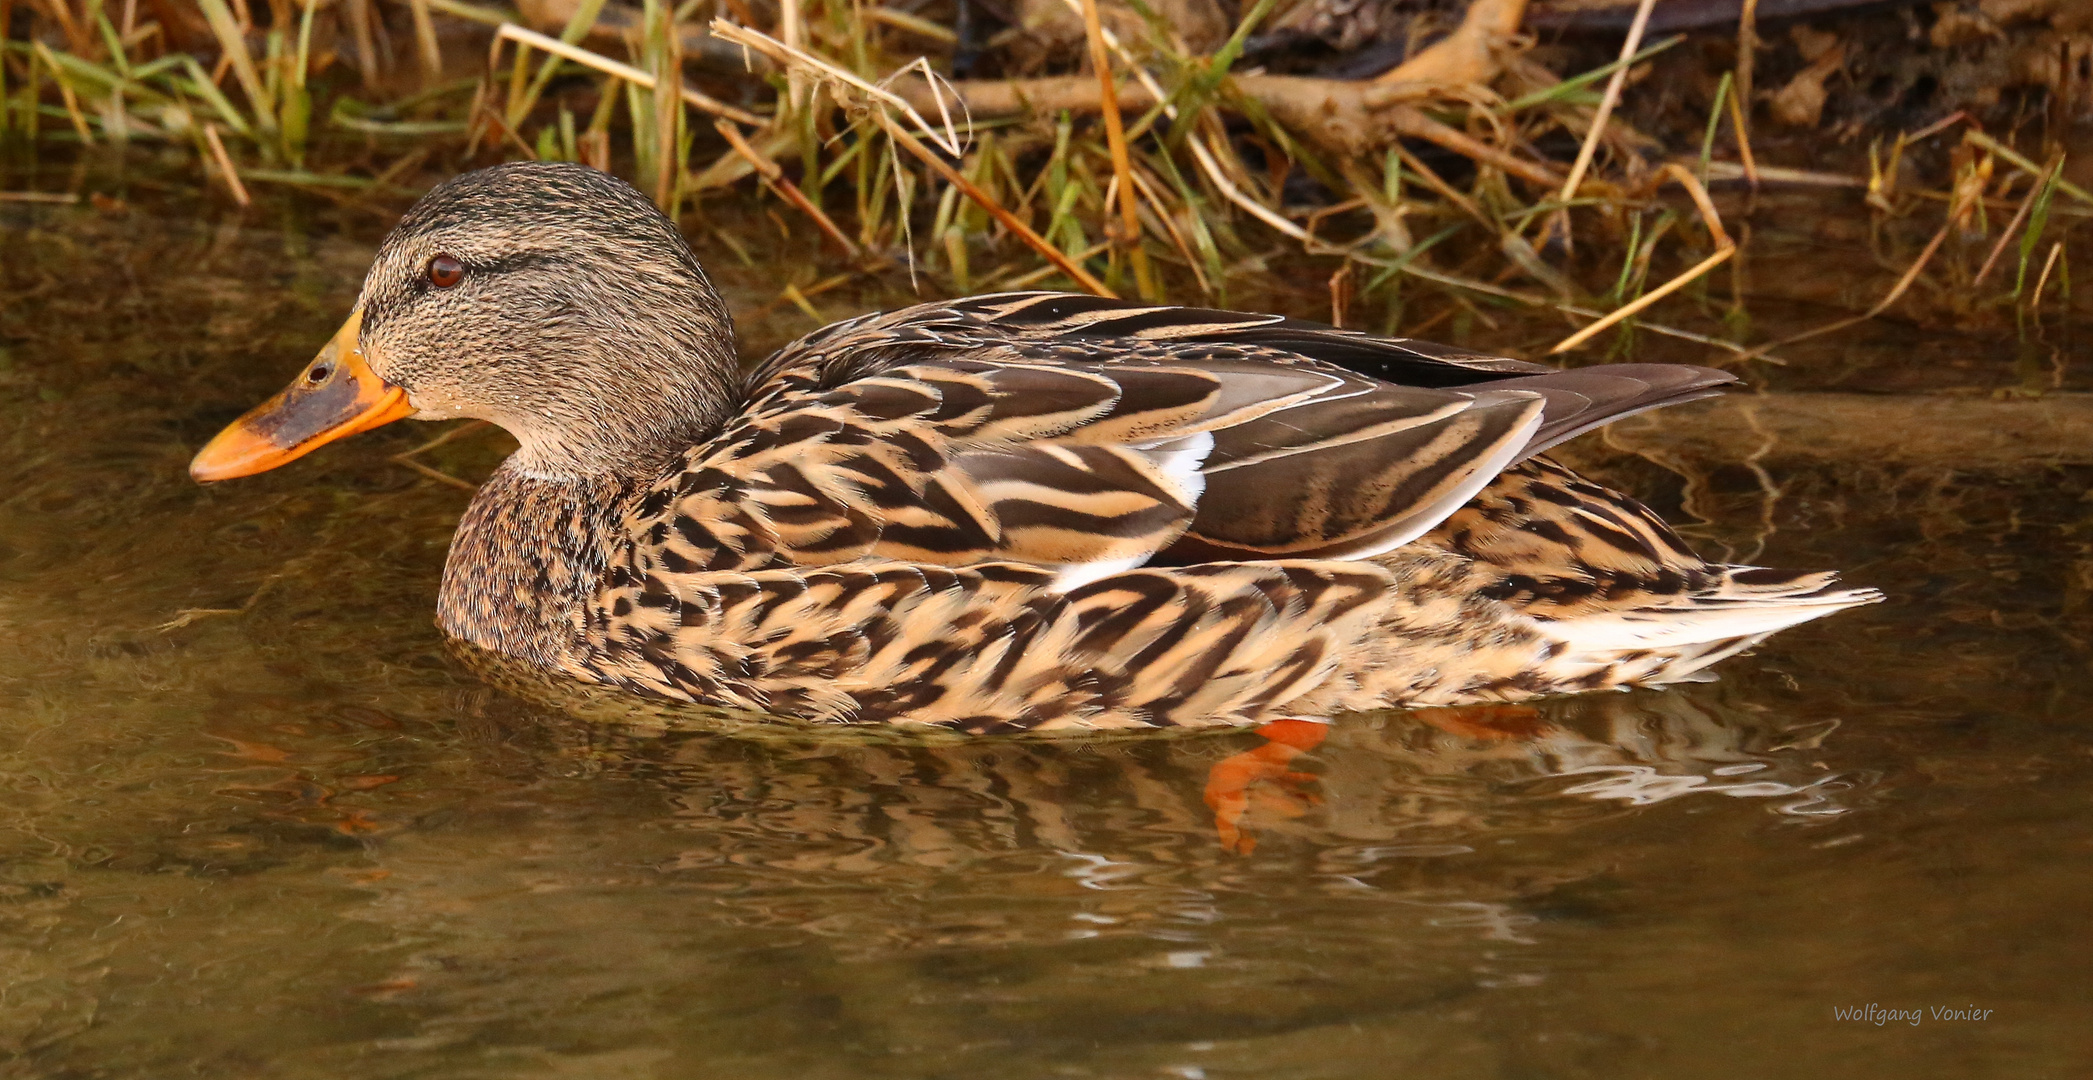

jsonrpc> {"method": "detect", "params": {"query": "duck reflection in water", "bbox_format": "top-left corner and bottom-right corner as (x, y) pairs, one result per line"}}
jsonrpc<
(446, 651), (1865, 872)
(1200, 694), (1851, 854)
(1205, 706), (1564, 853)
(1205, 719), (1329, 854)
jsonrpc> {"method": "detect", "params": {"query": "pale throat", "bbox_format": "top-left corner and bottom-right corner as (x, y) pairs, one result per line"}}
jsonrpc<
(403, 329), (741, 482)
(492, 375), (735, 481)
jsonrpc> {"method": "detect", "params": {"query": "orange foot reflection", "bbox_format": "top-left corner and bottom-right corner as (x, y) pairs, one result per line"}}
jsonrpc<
(1410, 703), (1550, 741)
(1205, 719), (1327, 855)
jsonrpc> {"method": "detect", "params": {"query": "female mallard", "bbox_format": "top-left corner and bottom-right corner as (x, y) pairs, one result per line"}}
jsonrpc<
(190, 163), (1876, 733)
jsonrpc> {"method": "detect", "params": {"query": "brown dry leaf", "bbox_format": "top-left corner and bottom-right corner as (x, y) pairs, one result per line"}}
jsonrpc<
(1791, 23), (1841, 63)
(1980, 0), (2091, 32)
(1771, 31), (1847, 129)
(1930, 3), (2004, 48)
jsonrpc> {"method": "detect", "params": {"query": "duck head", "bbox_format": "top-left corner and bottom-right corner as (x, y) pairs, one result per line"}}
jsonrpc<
(190, 162), (741, 483)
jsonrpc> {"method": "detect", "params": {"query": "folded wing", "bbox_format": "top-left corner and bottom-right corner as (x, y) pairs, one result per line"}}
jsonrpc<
(646, 294), (1734, 586)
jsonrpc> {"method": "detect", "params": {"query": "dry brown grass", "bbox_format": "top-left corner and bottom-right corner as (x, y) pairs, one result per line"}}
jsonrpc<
(3, 0), (2087, 361)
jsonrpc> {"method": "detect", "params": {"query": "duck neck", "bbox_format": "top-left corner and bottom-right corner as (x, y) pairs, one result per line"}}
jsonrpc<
(433, 284), (746, 665)
(494, 342), (741, 480)
(436, 459), (649, 668)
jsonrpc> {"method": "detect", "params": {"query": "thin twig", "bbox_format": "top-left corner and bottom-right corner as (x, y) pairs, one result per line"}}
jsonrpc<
(1398, 263), (1776, 361)
(864, 6), (955, 43)
(745, 271), (857, 321)
(1972, 154), (2057, 289)
(710, 20), (955, 152)
(780, 0), (806, 115)
(714, 119), (877, 264)
(1699, 161), (1861, 188)
(2029, 240), (2064, 311)
(1904, 110), (1969, 144)
(195, 0), (274, 132)
(996, 241), (1113, 290)
(1329, 263), (1354, 327)
(651, 0), (682, 211)
(1551, 164), (1733, 353)
(201, 123), (251, 206)
(496, 23), (763, 125)
(1077, 0), (1155, 299)
(1189, 131), (1309, 242)
(873, 111), (1115, 297)
(398, 418), (491, 456)
(1724, 83), (1759, 189)
(1552, 249), (1731, 353)
(390, 418), (492, 490)
(1034, 6), (1325, 247)
(1964, 130), (2093, 207)
(477, 101), (540, 159)
(31, 40), (95, 143)
(780, 281), (824, 323)
(407, 0), (442, 78)
(1557, 0), (1656, 202)
(157, 562), (297, 630)
(1733, 0), (1759, 187)
(1127, 167), (1211, 293)
(1392, 143), (1487, 225)
(1734, 219), (1953, 362)
(1662, 162), (1733, 247)
(393, 456), (480, 491)
(1393, 107), (1563, 190)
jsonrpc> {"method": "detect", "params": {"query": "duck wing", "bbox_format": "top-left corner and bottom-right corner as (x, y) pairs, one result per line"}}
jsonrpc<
(647, 293), (1732, 583)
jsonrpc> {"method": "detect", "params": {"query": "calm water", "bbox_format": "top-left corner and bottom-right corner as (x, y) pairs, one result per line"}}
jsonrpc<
(3, 184), (2091, 1078)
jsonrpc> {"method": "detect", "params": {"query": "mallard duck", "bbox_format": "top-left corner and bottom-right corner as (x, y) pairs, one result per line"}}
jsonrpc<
(189, 162), (1877, 733)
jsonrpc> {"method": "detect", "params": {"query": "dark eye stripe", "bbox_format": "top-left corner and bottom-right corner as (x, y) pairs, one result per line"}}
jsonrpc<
(472, 252), (567, 275)
(374, 251), (574, 332)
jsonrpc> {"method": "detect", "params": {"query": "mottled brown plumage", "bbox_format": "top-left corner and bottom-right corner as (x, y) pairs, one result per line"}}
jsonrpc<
(196, 162), (1879, 732)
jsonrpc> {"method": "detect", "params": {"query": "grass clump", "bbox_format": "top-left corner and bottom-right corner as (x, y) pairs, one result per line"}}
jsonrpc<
(3, 0), (2087, 364)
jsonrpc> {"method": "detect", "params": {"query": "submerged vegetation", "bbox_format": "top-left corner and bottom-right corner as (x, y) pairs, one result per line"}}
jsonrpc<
(2, 0), (2089, 366)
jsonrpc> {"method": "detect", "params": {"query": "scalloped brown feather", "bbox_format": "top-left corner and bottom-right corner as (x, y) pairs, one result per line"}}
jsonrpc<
(475, 291), (1880, 729)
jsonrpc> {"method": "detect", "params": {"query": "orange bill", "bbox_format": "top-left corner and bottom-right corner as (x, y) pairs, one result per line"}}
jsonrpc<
(189, 309), (415, 482)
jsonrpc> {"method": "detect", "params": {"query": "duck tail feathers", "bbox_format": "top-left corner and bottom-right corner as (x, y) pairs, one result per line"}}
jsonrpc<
(1538, 567), (1883, 687)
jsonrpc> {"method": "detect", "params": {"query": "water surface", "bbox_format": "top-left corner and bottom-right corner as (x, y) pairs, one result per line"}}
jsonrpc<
(2, 181), (2090, 1078)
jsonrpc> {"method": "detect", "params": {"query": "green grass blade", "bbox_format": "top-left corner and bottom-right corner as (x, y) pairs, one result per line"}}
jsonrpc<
(171, 57), (251, 136)
(511, 0), (609, 126)
(1698, 70), (1732, 182)
(195, 0), (276, 133)
(1364, 222), (1464, 292)
(240, 168), (381, 188)
(2013, 164), (2062, 299)
(1209, 0), (1280, 78)
(329, 109), (470, 135)
(1501, 35), (1684, 114)
(295, 0), (318, 89)
(95, 11), (131, 79)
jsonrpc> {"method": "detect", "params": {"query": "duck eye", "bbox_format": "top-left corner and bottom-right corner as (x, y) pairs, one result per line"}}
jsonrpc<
(427, 254), (464, 289)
